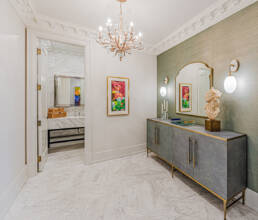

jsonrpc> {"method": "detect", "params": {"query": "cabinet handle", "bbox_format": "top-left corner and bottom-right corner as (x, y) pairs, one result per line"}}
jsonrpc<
(193, 139), (196, 168)
(188, 137), (192, 164)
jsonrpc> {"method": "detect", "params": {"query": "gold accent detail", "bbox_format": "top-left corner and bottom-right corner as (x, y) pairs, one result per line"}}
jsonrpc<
(193, 142), (196, 169)
(242, 189), (246, 205)
(173, 164), (226, 201)
(148, 119), (246, 142)
(117, 0), (127, 2)
(223, 200), (227, 220)
(148, 146), (246, 220)
(107, 76), (130, 116)
(37, 120), (41, 126)
(38, 155), (42, 163)
(205, 119), (221, 132)
(37, 84), (41, 91)
(37, 48), (41, 55)
(25, 28), (28, 165)
(175, 61), (214, 118)
(147, 148), (172, 166)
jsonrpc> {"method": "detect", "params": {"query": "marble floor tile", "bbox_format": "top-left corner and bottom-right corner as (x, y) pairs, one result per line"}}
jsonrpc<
(4, 149), (258, 220)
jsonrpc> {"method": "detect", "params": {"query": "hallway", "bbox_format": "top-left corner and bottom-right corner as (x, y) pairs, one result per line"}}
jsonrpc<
(4, 150), (258, 220)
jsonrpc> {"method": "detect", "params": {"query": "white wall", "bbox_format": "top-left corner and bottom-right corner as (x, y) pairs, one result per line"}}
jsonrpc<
(89, 41), (157, 162)
(0, 0), (27, 218)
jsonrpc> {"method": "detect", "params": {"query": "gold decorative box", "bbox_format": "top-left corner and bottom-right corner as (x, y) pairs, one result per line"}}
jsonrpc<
(205, 119), (221, 132)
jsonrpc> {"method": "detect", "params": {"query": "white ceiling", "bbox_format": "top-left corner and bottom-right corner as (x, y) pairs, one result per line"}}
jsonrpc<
(31, 0), (217, 45)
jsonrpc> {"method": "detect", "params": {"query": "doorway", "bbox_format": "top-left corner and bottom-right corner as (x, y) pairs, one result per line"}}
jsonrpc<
(36, 39), (86, 171)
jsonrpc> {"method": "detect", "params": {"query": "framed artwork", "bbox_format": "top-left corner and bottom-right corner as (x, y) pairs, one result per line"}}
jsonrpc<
(179, 83), (192, 112)
(107, 76), (129, 116)
(74, 87), (81, 106)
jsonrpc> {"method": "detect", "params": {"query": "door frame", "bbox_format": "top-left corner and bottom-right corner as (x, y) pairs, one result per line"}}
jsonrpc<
(26, 29), (93, 177)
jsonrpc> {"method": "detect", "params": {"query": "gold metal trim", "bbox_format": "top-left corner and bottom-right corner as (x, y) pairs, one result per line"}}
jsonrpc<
(175, 61), (214, 118)
(147, 148), (172, 166)
(148, 119), (229, 142)
(25, 28), (28, 165)
(37, 84), (41, 91)
(107, 76), (130, 117)
(147, 145), (246, 220)
(37, 48), (41, 55)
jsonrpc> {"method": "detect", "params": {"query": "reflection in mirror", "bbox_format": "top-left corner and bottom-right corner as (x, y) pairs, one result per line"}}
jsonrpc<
(55, 76), (85, 107)
(176, 62), (213, 117)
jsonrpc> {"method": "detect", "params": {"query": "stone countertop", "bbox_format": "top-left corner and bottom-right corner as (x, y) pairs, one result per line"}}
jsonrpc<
(148, 118), (246, 141)
(48, 116), (85, 130)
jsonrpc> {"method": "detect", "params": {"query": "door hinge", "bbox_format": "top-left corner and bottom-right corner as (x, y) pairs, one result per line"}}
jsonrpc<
(37, 120), (41, 126)
(37, 84), (41, 91)
(38, 155), (42, 163)
(37, 48), (41, 55)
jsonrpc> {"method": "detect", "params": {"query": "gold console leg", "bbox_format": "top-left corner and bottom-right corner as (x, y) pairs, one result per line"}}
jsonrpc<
(147, 148), (149, 157)
(223, 200), (227, 220)
(242, 189), (246, 205)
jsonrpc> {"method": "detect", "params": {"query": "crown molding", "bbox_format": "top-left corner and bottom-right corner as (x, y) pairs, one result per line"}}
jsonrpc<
(152, 0), (258, 55)
(9, 0), (97, 40)
(9, 0), (156, 55)
(9, 0), (257, 56)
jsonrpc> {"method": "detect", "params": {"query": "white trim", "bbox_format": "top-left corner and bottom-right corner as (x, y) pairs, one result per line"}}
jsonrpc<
(246, 188), (258, 212)
(26, 29), (93, 177)
(0, 166), (27, 219)
(9, 0), (258, 55)
(92, 144), (146, 164)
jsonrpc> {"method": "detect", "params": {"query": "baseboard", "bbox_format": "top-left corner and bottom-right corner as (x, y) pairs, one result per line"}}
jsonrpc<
(0, 166), (28, 219)
(246, 188), (258, 212)
(92, 143), (146, 164)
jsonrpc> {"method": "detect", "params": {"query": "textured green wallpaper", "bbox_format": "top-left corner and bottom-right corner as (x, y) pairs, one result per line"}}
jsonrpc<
(157, 2), (258, 192)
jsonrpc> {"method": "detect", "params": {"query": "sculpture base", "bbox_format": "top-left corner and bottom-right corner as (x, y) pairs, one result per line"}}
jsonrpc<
(205, 119), (221, 132)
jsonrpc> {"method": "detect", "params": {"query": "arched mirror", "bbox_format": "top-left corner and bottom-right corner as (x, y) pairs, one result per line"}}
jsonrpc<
(175, 62), (213, 117)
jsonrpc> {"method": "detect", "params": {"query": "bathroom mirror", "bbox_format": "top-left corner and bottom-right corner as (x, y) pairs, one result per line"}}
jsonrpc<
(55, 75), (85, 107)
(175, 62), (213, 117)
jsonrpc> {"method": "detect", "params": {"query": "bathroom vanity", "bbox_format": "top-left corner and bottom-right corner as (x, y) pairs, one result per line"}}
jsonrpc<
(147, 118), (247, 220)
(47, 116), (85, 149)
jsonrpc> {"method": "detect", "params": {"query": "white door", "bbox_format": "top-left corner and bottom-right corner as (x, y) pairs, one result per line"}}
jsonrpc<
(37, 48), (48, 171)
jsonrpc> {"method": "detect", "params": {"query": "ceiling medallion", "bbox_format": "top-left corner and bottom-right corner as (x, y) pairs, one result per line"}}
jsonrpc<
(97, 0), (144, 61)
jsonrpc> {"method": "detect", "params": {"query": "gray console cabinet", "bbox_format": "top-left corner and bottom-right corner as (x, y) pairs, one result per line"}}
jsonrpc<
(147, 119), (247, 220)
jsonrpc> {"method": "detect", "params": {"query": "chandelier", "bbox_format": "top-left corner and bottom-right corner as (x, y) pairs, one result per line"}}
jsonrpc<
(97, 0), (144, 61)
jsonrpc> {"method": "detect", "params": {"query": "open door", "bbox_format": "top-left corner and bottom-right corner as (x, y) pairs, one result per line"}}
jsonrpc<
(37, 48), (48, 172)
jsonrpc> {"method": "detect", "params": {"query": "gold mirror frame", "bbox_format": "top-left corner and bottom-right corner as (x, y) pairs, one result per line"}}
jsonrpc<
(175, 61), (214, 118)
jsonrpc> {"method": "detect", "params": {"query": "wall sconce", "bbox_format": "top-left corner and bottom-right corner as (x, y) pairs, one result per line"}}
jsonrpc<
(160, 87), (167, 97)
(160, 76), (169, 97)
(224, 59), (239, 94)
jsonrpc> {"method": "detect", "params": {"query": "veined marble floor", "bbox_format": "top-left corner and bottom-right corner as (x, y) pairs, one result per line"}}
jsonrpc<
(5, 149), (258, 220)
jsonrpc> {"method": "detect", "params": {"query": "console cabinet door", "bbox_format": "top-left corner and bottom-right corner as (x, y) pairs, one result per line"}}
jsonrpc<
(156, 123), (172, 163)
(192, 134), (227, 199)
(172, 127), (194, 177)
(147, 120), (156, 152)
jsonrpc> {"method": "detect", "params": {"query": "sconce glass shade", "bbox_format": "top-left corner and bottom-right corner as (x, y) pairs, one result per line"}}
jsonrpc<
(224, 75), (237, 93)
(160, 87), (167, 97)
